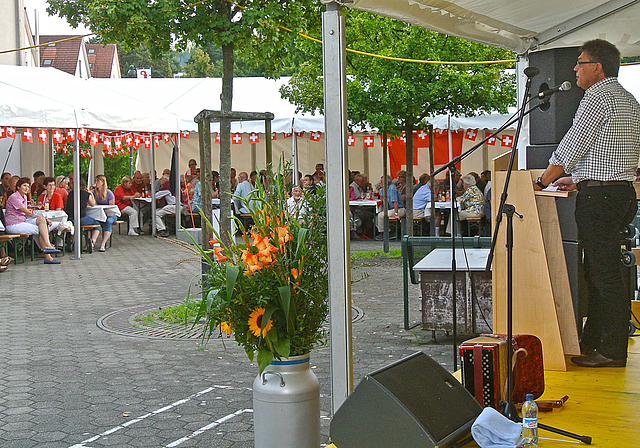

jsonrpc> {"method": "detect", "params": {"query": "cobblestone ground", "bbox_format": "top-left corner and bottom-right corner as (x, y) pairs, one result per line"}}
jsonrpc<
(0, 236), (461, 447)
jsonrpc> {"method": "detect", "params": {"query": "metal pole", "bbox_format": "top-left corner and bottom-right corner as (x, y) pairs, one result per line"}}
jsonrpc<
(292, 120), (299, 185)
(72, 136), (81, 260)
(322, 1), (353, 414)
(150, 135), (157, 237)
(265, 119), (273, 168)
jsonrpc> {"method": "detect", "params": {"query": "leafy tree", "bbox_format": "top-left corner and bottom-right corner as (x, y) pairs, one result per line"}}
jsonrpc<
(119, 44), (181, 78)
(47, 0), (317, 240)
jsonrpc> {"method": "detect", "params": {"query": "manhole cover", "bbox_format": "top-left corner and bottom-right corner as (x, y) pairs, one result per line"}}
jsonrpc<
(97, 301), (364, 340)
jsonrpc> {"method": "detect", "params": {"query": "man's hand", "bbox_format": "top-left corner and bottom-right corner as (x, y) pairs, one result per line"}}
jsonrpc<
(553, 177), (577, 191)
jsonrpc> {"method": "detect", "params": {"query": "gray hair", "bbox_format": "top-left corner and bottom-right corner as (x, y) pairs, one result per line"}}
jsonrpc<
(462, 174), (476, 186)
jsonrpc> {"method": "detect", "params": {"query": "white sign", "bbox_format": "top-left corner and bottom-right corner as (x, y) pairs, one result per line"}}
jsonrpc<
(136, 68), (152, 79)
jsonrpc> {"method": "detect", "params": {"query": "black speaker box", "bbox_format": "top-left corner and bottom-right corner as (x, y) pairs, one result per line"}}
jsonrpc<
(330, 352), (482, 448)
(529, 47), (584, 145)
(526, 144), (557, 169)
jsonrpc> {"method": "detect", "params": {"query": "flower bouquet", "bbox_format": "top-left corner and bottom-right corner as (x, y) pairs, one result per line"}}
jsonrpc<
(189, 163), (328, 373)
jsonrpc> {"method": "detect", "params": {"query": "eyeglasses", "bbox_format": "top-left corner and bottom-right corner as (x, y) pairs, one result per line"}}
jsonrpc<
(576, 60), (597, 66)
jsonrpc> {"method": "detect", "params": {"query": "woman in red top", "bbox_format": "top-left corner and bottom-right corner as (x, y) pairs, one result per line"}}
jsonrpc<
(38, 177), (64, 211)
(114, 175), (141, 235)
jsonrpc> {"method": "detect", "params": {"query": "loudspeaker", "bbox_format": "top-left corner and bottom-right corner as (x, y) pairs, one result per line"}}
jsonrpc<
(526, 144), (557, 169)
(529, 47), (584, 145)
(330, 352), (482, 448)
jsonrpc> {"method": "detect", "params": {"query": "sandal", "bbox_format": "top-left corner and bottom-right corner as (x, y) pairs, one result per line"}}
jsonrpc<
(0, 257), (12, 266)
(0, 265), (7, 272)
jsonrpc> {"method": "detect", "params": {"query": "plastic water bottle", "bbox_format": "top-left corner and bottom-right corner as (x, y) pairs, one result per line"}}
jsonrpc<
(521, 394), (538, 446)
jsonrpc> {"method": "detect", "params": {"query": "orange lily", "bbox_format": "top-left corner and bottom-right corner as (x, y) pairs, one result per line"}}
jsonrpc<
(277, 225), (293, 246)
(291, 268), (300, 280)
(213, 247), (228, 262)
(241, 250), (262, 275)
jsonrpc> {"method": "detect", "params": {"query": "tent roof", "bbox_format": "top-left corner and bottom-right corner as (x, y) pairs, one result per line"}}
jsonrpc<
(348, 0), (640, 57)
(0, 65), (180, 132)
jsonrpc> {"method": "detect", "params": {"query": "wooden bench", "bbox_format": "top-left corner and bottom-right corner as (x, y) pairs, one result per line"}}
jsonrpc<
(464, 216), (484, 236)
(81, 225), (101, 253)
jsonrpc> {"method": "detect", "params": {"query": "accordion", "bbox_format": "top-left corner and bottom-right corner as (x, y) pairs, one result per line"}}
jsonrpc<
(460, 334), (544, 409)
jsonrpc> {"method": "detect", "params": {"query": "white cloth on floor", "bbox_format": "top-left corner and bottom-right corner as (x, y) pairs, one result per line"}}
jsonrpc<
(471, 407), (523, 448)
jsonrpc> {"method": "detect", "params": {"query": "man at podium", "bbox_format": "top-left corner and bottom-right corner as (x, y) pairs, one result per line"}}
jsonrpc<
(533, 39), (640, 368)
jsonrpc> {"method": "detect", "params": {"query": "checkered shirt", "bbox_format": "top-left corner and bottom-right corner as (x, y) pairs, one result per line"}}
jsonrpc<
(549, 77), (640, 182)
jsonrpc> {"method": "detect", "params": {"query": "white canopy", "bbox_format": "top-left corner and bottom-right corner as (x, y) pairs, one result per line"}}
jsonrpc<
(349, 0), (640, 57)
(0, 65), (180, 132)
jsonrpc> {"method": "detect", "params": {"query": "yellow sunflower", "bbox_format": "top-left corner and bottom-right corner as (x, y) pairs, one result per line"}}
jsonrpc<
(220, 321), (232, 335)
(248, 307), (273, 338)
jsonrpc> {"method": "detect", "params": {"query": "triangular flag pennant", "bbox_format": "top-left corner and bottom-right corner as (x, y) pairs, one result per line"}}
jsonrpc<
(232, 133), (242, 145)
(214, 132), (220, 144)
(89, 131), (100, 147)
(66, 128), (76, 141)
(363, 135), (374, 147)
(310, 131), (321, 142)
(6, 127), (16, 138)
(163, 133), (171, 143)
(22, 128), (33, 143)
(52, 129), (63, 144)
(38, 128), (48, 143)
(271, 132), (277, 141)
(143, 134), (152, 149)
(153, 135), (160, 148)
(180, 130), (190, 139)
(249, 132), (259, 144)
(347, 135), (355, 147)
(465, 128), (478, 141)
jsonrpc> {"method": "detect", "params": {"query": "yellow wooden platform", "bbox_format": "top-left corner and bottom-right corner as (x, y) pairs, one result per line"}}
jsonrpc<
(329, 337), (640, 447)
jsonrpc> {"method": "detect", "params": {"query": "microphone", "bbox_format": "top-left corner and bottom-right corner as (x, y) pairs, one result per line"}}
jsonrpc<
(538, 81), (571, 99)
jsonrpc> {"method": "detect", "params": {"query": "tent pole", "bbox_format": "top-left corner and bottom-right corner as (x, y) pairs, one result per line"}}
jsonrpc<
(150, 134), (157, 237)
(72, 135), (82, 260)
(265, 119), (272, 168)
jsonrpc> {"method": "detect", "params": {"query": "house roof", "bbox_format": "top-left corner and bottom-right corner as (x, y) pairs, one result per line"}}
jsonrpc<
(86, 43), (117, 78)
(38, 35), (83, 75)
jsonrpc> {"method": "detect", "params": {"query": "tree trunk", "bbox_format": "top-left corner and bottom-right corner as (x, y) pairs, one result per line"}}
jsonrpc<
(404, 122), (414, 236)
(219, 41), (234, 244)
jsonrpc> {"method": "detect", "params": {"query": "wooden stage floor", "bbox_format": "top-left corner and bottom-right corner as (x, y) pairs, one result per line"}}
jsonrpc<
(328, 336), (640, 447)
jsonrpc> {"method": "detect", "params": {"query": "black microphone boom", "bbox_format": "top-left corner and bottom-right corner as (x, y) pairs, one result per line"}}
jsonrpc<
(538, 81), (572, 99)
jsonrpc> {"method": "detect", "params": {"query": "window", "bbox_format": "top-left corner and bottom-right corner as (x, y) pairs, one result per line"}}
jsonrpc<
(47, 43), (56, 47)
(43, 59), (52, 66)
(89, 63), (93, 68)
(88, 48), (96, 54)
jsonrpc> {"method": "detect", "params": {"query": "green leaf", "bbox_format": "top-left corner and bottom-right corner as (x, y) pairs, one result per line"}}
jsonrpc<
(295, 227), (308, 259)
(262, 306), (278, 336)
(273, 338), (290, 359)
(277, 285), (292, 333)
(257, 350), (274, 374)
(225, 265), (239, 301)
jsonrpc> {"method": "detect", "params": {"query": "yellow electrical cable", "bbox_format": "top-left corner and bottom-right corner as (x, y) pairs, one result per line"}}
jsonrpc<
(0, 0), (515, 66)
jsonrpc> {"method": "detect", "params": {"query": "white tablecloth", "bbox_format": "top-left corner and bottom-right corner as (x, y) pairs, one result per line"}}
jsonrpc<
(349, 199), (382, 214)
(86, 205), (121, 222)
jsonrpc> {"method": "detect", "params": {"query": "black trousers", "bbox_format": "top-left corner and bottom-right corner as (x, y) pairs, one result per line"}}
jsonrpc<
(575, 184), (637, 360)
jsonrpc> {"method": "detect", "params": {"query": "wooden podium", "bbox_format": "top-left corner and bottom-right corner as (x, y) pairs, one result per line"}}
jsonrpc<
(491, 152), (580, 371)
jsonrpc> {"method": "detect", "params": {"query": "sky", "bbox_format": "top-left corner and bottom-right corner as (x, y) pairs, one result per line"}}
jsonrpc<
(24, 0), (92, 35)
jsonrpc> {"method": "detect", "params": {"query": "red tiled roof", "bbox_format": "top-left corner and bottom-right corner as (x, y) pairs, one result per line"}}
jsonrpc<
(86, 43), (117, 78)
(39, 35), (83, 75)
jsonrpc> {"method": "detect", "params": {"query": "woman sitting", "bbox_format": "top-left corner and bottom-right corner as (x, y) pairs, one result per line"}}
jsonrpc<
(55, 175), (69, 206)
(64, 179), (101, 253)
(38, 176), (64, 211)
(114, 175), (141, 236)
(446, 174), (484, 236)
(4, 177), (61, 264)
(91, 174), (118, 252)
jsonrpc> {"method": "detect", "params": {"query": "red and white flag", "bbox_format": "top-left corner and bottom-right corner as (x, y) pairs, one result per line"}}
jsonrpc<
(501, 134), (514, 147)
(101, 150), (107, 158)
(163, 133), (171, 143)
(485, 131), (496, 146)
(133, 134), (141, 149)
(114, 135), (122, 149)
(310, 131), (321, 142)
(89, 131), (100, 147)
(78, 128), (88, 143)
(347, 135), (355, 147)
(52, 129), (63, 144)
(180, 130), (190, 139)
(363, 135), (374, 147)
(103, 134), (112, 151)
(283, 131), (292, 138)
(0, 127), (5, 138)
(61, 145), (69, 155)
(465, 129), (478, 141)
(66, 128), (76, 141)
(6, 127), (16, 138)
(296, 131), (305, 138)
(417, 130), (428, 141)
(271, 132), (277, 141)
(232, 133), (242, 145)
(143, 134), (152, 149)
(38, 128), (48, 144)
(154, 134), (160, 148)
(22, 128), (33, 143)
(249, 132), (259, 144)
(125, 133), (133, 147)
(214, 132), (220, 144)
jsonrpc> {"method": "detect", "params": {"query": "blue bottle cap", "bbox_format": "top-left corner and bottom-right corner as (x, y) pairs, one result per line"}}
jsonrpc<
(526, 394), (533, 400)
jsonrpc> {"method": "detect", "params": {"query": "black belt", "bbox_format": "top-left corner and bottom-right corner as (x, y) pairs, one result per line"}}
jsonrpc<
(576, 180), (632, 190)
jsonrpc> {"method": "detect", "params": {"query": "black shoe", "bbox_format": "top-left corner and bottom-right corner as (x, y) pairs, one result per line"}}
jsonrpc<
(579, 341), (597, 355)
(570, 351), (626, 367)
(157, 230), (169, 237)
(86, 239), (93, 254)
(134, 228), (142, 235)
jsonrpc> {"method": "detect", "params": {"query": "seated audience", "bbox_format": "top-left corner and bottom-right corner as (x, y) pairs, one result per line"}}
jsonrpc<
(114, 175), (141, 236)
(38, 176), (64, 211)
(65, 179), (101, 252)
(2, 175), (20, 208)
(4, 177), (60, 264)
(0, 172), (11, 198)
(287, 186), (305, 217)
(446, 174), (484, 236)
(91, 174), (118, 251)
(55, 175), (69, 206)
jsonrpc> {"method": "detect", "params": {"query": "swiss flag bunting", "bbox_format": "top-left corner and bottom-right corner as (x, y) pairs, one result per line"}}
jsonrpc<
(6, 127), (16, 138)
(347, 135), (355, 147)
(143, 134), (152, 150)
(214, 132), (220, 144)
(363, 135), (374, 147)
(501, 134), (514, 147)
(163, 133), (171, 143)
(52, 129), (63, 144)
(88, 131), (100, 147)
(61, 145), (69, 155)
(66, 128), (76, 141)
(283, 131), (292, 138)
(38, 128), (48, 144)
(485, 131), (496, 146)
(103, 134), (112, 151)
(232, 133), (242, 145)
(310, 131), (321, 142)
(125, 133), (133, 147)
(465, 128), (478, 141)
(22, 128), (33, 143)
(180, 130), (190, 139)
(271, 132), (277, 141)
(154, 135), (160, 148)
(296, 131), (305, 138)
(0, 127), (5, 138)
(249, 132), (259, 144)
(78, 128), (87, 143)
(133, 134), (141, 149)
(114, 135), (122, 149)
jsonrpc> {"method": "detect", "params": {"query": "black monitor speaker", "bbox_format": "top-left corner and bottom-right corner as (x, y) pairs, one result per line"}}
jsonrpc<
(330, 352), (482, 448)
(529, 47), (583, 145)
